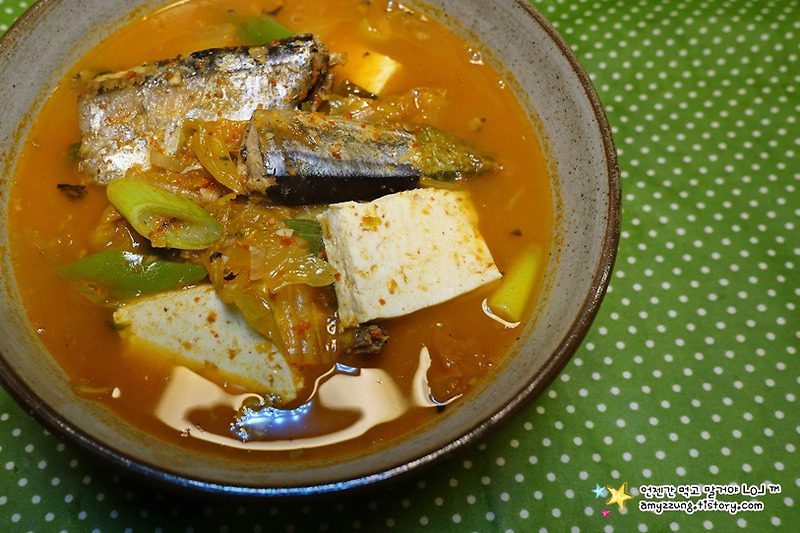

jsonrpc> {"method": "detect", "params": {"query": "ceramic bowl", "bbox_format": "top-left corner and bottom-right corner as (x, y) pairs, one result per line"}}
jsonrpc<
(0, 0), (620, 496)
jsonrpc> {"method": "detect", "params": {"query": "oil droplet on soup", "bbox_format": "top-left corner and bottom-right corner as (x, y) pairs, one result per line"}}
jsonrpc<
(8, 0), (552, 462)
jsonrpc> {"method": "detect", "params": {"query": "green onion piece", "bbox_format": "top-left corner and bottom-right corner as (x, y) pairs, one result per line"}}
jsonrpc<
(282, 218), (324, 254)
(66, 141), (81, 161)
(486, 245), (541, 323)
(106, 179), (223, 250)
(237, 17), (294, 44)
(61, 250), (208, 301)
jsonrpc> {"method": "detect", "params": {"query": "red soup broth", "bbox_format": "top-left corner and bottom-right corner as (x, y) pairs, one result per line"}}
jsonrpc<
(8, 0), (551, 462)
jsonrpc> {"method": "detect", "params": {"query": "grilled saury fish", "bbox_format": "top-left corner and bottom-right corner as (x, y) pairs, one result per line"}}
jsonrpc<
(78, 35), (331, 184)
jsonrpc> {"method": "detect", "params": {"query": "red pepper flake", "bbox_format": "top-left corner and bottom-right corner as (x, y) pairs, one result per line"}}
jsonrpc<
(331, 151), (342, 159)
(280, 235), (294, 246)
(293, 320), (312, 337)
(379, 298), (386, 305)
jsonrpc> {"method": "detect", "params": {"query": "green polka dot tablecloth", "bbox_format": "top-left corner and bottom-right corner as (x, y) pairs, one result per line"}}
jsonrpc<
(1, 0), (798, 531)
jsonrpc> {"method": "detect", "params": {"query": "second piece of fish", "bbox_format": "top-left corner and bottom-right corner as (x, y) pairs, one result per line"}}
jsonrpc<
(241, 109), (498, 205)
(78, 35), (331, 184)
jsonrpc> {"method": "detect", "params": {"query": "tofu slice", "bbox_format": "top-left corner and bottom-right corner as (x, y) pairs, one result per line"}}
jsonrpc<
(318, 188), (502, 327)
(113, 285), (301, 402)
(339, 47), (401, 95)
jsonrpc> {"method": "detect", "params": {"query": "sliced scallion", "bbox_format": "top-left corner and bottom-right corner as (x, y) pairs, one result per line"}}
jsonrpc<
(486, 245), (541, 323)
(106, 179), (223, 250)
(282, 218), (324, 254)
(66, 141), (81, 161)
(61, 250), (207, 301)
(236, 17), (293, 44)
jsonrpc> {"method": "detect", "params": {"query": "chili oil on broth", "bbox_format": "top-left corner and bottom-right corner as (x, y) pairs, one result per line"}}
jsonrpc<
(7, 0), (551, 462)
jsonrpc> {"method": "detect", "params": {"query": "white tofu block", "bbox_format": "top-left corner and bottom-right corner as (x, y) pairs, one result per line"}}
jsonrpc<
(319, 189), (502, 328)
(113, 285), (301, 402)
(340, 48), (401, 95)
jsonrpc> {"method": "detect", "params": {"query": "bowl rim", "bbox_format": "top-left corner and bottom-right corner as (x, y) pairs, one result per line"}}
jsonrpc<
(0, 0), (621, 498)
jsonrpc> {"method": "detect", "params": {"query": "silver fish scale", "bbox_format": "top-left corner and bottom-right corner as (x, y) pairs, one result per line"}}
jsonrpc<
(78, 35), (330, 184)
(242, 109), (421, 205)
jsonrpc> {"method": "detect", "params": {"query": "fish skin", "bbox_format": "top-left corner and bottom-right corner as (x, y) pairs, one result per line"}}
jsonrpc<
(242, 109), (419, 205)
(78, 35), (331, 184)
(241, 109), (498, 205)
